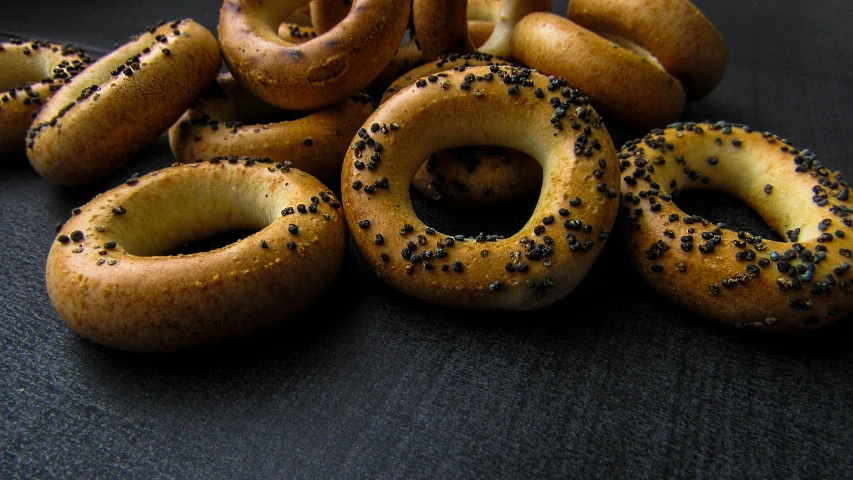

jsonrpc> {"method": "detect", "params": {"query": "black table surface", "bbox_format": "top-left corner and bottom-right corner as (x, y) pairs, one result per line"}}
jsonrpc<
(2, 1), (852, 478)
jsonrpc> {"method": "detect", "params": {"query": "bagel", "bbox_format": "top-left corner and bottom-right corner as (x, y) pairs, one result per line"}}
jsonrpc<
(382, 53), (540, 205)
(619, 122), (853, 332)
(219, 0), (410, 111)
(27, 20), (220, 186)
(0, 40), (90, 157)
(342, 65), (621, 309)
(568, 0), (727, 99)
(169, 72), (375, 180)
(511, 12), (686, 128)
(47, 160), (347, 351)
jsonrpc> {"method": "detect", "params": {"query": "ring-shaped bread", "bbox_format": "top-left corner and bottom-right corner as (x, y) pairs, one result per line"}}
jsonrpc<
(568, 0), (726, 99)
(511, 12), (685, 128)
(342, 66), (621, 310)
(26, 20), (220, 186)
(382, 53), (540, 205)
(619, 122), (853, 332)
(169, 72), (375, 180)
(0, 40), (90, 157)
(48, 160), (347, 351)
(218, 0), (410, 111)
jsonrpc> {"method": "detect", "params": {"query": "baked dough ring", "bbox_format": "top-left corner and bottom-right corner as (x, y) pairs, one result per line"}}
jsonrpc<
(219, 0), (410, 111)
(27, 20), (220, 186)
(0, 40), (90, 157)
(511, 12), (685, 128)
(169, 72), (374, 180)
(342, 65), (621, 309)
(48, 161), (347, 351)
(568, 0), (726, 99)
(619, 122), (853, 332)
(382, 53), (540, 205)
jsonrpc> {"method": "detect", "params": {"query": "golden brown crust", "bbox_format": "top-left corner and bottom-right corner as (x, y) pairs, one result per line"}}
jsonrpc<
(467, 0), (501, 21)
(381, 53), (540, 205)
(26, 20), (220, 186)
(47, 161), (347, 351)
(169, 73), (374, 180)
(568, 0), (727, 99)
(619, 122), (853, 332)
(219, 0), (410, 111)
(0, 41), (90, 156)
(309, 0), (352, 33)
(342, 66), (621, 310)
(413, 0), (476, 61)
(511, 12), (685, 129)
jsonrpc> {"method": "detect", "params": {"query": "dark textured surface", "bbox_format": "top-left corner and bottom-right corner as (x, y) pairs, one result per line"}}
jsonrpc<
(2, 1), (853, 478)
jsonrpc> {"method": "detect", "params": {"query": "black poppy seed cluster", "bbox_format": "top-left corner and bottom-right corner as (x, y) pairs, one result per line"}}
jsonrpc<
(620, 121), (853, 328)
(0, 40), (90, 120)
(26, 20), (188, 148)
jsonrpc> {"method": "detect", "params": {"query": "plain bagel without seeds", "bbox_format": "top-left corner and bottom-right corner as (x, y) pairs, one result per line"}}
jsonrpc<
(568, 0), (727, 99)
(620, 122), (853, 332)
(170, 72), (375, 180)
(343, 65), (621, 310)
(26, 19), (220, 186)
(0, 40), (90, 157)
(218, 0), (410, 111)
(382, 53), (541, 205)
(48, 161), (347, 351)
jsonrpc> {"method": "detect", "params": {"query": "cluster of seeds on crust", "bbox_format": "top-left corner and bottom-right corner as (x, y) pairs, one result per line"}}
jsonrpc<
(619, 121), (853, 326)
(284, 24), (317, 40)
(26, 21), (188, 147)
(54, 159), (341, 264)
(352, 66), (618, 296)
(0, 40), (90, 123)
(383, 52), (510, 98)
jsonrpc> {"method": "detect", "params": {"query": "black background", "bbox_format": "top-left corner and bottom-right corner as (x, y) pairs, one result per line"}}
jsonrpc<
(2, 1), (852, 478)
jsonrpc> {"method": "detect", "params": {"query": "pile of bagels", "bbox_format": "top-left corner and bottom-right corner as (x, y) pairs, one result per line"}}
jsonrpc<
(2, 0), (851, 351)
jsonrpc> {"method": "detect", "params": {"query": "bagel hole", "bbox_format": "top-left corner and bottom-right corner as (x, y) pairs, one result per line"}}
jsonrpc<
(410, 146), (542, 237)
(167, 229), (259, 256)
(672, 190), (784, 241)
(410, 189), (538, 238)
